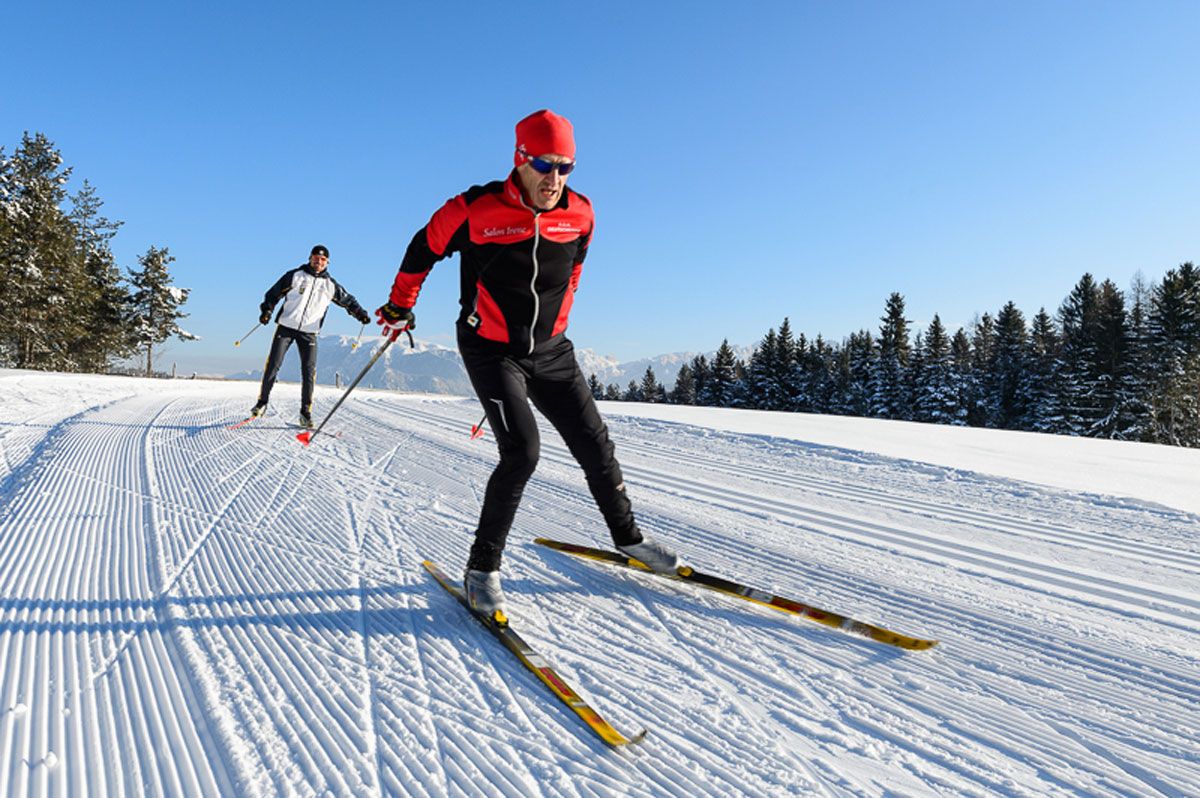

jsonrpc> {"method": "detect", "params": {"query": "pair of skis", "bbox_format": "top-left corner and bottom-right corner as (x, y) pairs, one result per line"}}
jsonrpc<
(425, 538), (938, 748)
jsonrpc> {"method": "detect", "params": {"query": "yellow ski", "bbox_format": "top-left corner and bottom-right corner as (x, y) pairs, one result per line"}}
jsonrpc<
(422, 560), (648, 747)
(534, 538), (939, 651)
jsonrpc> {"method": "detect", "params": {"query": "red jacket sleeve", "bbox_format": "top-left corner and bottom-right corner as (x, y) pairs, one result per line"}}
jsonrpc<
(389, 194), (469, 307)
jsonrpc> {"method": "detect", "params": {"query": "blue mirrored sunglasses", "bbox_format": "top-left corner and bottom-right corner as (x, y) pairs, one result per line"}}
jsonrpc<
(527, 156), (576, 176)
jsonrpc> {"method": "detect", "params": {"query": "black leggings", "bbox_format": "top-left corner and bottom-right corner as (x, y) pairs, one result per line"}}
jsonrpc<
(460, 334), (641, 571)
(257, 326), (317, 413)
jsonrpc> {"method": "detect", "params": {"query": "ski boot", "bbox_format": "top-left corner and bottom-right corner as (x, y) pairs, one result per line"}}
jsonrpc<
(618, 538), (683, 574)
(464, 569), (507, 623)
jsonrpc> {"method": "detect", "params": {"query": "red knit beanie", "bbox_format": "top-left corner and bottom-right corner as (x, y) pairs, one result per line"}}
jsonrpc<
(514, 109), (575, 167)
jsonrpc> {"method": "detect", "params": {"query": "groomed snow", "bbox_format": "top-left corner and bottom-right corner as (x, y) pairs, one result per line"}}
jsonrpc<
(1, 369), (1197, 797)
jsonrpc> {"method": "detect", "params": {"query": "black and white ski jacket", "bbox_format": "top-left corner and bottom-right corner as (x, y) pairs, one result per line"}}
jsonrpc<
(261, 264), (366, 334)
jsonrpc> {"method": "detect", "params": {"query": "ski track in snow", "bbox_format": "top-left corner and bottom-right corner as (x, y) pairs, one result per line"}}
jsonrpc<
(0, 371), (1197, 797)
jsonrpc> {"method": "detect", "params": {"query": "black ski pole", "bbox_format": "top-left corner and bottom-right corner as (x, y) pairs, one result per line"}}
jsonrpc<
(297, 328), (414, 446)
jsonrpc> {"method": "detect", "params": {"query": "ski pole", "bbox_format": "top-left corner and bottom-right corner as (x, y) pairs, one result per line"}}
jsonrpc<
(470, 414), (488, 440)
(234, 323), (262, 347)
(351, 323), (365, 351)
(297, 328), (414, 446)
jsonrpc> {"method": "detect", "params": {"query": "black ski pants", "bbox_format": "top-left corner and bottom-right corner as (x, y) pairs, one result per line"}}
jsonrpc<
(460, 332), (641, 572)
(257, 326), (318, 413)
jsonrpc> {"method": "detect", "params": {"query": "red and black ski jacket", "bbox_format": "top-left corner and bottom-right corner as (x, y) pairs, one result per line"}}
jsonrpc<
(389, 170), (594, 355)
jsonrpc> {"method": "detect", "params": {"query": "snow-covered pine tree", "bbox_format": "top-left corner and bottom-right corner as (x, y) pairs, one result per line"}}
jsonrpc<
(950, 327), (974, 424)
(776, 318), (802, 410)
(0, 133), (79, 369)
(1056, 274), (1104, 436)
(68, 180), (134, 372)
(702, 340), (739, 407)
(1021, 308), (1061, 432)
(870, 292), (911, 420)
(798, 333), (833, 413)
(1147, 262), (1200, 446)
(914, 315), (964, 425)
(639, 365), (665, 403)
(127, 246), (197, 376)
(1089, 280), (1134, 439)
(989, 301), (1029, 429)
(669, 362), (696, 405)
(1120, 272), (1155, 441)
(689, 354), (711, 406)
(0, 146), (12, 366)
(967, 314), (995, 427)
(587, 372), (604, 400)
(841, 330), (874, 417)
(745, 327), (779, 409)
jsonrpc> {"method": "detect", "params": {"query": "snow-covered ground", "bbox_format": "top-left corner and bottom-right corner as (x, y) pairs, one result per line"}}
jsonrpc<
(1, 369), (1197, 797)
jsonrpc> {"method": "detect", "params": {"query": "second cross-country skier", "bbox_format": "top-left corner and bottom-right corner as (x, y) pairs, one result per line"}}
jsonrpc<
(253, 244), (370, 428)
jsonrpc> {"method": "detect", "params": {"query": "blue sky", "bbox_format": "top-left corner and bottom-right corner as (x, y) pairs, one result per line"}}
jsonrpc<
(5, 2), (1198, 375)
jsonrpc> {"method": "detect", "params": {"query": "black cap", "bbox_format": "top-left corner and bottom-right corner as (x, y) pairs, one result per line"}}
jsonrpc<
(311, 244), (329, 258)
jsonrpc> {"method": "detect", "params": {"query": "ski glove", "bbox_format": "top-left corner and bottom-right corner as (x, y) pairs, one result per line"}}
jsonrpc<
(259, 310), (272, 326)
(352, 306), (371, 325)
(375, 302), (415, 340)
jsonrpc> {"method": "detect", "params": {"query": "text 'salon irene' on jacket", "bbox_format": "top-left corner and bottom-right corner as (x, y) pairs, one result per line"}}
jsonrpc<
(389, 170), (594, 355)
(262, 264), (362, 334)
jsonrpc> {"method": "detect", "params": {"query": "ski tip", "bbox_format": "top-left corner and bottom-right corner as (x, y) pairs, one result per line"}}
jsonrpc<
(296, 431), (312, 446)
(628, 728), (650, 745)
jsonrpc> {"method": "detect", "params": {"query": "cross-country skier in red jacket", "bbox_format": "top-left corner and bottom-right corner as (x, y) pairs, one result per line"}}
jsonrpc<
(376, 109), (682, 615)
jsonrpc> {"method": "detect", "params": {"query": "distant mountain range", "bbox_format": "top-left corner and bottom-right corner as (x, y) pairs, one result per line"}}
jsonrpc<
(226, 334), (752, 394)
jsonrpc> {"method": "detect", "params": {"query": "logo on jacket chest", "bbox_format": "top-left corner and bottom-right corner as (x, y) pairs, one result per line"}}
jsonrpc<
(482, 225), (531, 238)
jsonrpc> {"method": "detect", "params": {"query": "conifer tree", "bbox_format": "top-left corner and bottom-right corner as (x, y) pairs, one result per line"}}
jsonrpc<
(798, 334), (832, 413)
(1121, 273), (1155, 441)
(670, 362), (696, 405)
(0, 133), (79, 369)
(1022, 308), (1061, 432)
(745, 327), (781, 409)
(702, 340), (739, 407)
(604, 383), (621, 401)
(989, 301), (1029, 429)
(1090, 280), (1133, 438)
(622, 380), (642, 402)
(966, 314), (995, 426)
(0, 146), (13, 366)
(871, 292), (911, 419)
(640, 365), (665, 403)
(127, 246), (196, 376)
(950, 328), (974, 423)
(1147, 262), (1200, 445)
(914, 315), (963, 424)
(1056, 274), (1103, 436)
(841, 330), (874, 417)
(587, 372), (604, 400)
(690, 354), (711, 406)
(69, 180), (134, 372)
(775, 318), (801, 409)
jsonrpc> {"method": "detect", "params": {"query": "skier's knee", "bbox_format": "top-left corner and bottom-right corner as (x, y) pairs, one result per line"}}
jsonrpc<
(499, 440), (539, 480)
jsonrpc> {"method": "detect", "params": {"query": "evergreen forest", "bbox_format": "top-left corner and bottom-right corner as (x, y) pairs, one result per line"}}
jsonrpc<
(596, 269), (1200, 448)
(0, 133), (194, 376)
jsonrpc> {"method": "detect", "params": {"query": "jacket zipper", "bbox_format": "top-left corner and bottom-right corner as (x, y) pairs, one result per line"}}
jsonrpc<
(529, 212), (541, 354)
(299, 272), (319, 330)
